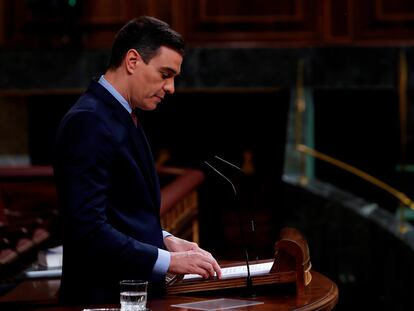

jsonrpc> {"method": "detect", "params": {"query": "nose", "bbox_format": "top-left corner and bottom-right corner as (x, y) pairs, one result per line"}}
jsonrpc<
(163, 78), (175, 95)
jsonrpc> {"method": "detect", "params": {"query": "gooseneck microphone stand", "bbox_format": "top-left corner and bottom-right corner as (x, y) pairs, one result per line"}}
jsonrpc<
(204, 160), (255, 298)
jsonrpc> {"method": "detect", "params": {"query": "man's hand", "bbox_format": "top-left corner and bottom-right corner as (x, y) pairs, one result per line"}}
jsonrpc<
(164, 235), (199, 252)
(164, 235), (222, 279)
(168, 251), (222, 279)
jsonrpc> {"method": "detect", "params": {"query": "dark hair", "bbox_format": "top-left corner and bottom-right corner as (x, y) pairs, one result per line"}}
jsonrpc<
(108, 16), (185, 69)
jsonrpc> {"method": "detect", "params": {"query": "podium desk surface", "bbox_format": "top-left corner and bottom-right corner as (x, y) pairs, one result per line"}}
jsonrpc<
(0, 271), (338, 311)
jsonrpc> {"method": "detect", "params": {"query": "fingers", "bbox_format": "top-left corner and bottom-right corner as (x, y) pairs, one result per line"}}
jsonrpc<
(196, 251), (221, 279)
(168, 251), (222, 279)
(186, 251), (215, 278)
(196, 260), (214, 279)
(194, 252), (222, 279)
(198, 249), (221, 279)
(211, 258), (222, 279)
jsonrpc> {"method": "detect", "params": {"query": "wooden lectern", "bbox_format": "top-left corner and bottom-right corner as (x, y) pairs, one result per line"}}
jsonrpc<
(167, 227), (312, 296)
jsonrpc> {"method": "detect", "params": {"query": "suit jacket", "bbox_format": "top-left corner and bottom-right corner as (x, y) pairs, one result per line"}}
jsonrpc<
(54, 80), (165, 305)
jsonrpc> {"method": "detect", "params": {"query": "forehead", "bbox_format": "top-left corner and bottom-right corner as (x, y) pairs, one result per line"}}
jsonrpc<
(149, 46), (183, 74)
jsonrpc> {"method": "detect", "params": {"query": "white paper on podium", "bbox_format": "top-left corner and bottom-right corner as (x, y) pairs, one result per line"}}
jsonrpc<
(183, 261), (274, 281)
(171, 298), (264, 310)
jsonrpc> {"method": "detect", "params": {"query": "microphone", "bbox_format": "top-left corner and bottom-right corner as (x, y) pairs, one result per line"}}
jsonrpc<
(213, 155), (244, 172)
(212, 155), (259, 262)
(204, 157), (255, 297)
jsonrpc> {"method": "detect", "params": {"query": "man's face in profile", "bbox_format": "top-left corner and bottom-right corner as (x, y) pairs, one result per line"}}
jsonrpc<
(130, 46), (182, 111)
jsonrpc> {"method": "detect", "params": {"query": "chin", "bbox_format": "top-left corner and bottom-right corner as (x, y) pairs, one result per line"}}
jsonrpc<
(145, 104), (158, 111)
(137, 101), (158, 111)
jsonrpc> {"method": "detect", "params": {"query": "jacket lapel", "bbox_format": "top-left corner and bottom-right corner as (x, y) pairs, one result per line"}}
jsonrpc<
(134, 122), (161, 207)
(88, 81), (160, 208)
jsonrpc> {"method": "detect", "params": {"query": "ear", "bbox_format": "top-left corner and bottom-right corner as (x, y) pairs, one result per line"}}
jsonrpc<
(124, 49), (144, 74)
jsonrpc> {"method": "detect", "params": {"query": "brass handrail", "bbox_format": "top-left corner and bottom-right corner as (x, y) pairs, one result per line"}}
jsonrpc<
(292, 53), (412, 234)
(296, 144), (414, 210)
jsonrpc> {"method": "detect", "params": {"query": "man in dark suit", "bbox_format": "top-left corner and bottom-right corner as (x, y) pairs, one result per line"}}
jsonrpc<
(54, 16), (221, 306)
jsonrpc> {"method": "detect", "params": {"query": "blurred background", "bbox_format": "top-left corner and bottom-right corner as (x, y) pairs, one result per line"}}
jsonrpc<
(1, 1), (414, 310)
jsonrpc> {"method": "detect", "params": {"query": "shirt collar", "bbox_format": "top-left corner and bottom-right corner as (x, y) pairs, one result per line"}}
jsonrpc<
(98, 75), (132, 114)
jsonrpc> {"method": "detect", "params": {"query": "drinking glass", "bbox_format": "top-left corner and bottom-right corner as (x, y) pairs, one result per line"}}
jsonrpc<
(119, 280), (148, 311)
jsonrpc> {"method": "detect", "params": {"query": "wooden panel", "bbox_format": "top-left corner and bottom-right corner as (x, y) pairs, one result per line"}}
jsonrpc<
(172, 0), (321, 46)
(0, 98), (28, 155)
(354, 0), (414, 43)
(2, 0), (173, 48)
(198, 0), (303, 23)
(78, 0), (171, 26)
(146, 0), (174, 25)
(322, 0), (353, 43)
(376, 0), (414, 21)
(80, 0), (174, 48)
(3, 0), (414, 47)
(81, 0), (132, 25)
(79, 0), (136, 48)
(3, 0), (85, 47)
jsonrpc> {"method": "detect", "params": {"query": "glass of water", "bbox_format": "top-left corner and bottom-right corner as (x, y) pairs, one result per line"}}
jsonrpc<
(120, 280), (148, 311)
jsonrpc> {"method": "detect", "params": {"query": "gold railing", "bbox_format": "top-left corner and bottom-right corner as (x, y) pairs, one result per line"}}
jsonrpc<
(296, 144), (414, 211)
(292, 52), (413, 233)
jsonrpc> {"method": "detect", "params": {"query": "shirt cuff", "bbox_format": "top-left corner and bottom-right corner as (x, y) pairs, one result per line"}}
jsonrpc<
(151, 248), (171, 282)
(162, 230), (172, 239)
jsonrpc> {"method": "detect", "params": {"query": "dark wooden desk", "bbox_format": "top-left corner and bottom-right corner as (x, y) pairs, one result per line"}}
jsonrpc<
(0, 271), (338, 311)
